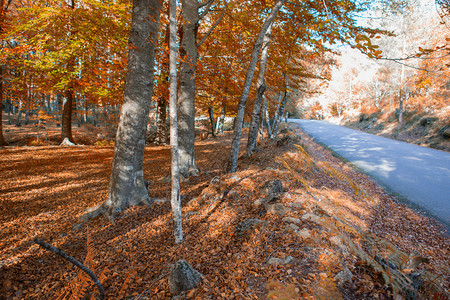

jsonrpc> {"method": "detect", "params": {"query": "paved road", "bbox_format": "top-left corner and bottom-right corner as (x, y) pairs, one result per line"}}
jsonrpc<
(289, 119), (450, 228)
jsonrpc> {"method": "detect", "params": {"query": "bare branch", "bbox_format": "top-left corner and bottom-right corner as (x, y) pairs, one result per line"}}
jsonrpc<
(5, 0), (13, 11)
(34, 238), (105, 299)
(199, 0), (214, 20)
(377, 58), (439, 73)
(198, 2), (227, 48)
(199, 0), (214, 9)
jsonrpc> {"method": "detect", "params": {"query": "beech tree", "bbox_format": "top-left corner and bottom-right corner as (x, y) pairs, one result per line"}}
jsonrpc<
(178, 0), (200, 176)
(246, 25), (272, 156)
(227, 0), (386, 172)
(2, 0), (130, 143)
(0, 0), (11, 146)
(84, 0), (161, 218)
(177, 0), (223, 176)
(169, 0), (182, 244)
(227, 0), (286, 173)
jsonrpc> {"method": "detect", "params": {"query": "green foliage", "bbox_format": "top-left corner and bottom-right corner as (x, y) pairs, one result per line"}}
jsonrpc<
(94, 139), (115, 147)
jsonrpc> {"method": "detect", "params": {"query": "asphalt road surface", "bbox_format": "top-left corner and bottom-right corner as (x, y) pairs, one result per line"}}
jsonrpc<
(289, 119), (450, 228)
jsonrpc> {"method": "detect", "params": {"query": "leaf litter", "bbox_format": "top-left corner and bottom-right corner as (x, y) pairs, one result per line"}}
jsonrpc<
(0, 124), (448, 299)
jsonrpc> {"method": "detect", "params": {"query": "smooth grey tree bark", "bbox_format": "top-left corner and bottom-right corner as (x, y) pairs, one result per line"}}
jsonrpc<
(227, 0), (286, 172)
(83, 0), (161, 219)
(154, 17), (170, 145)
(178, 0), (224, 176)
(169, 0), (183, 244)
(216, 104), (225, 134)
(246, 25), (272, 156)
(272, 90), (289, 138)
(261, 95), (272, 139)
(60, 89), (76, 145)
(178, 0), (200, 176)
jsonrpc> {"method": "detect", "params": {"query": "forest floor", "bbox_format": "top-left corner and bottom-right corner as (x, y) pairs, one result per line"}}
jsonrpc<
(340, 109), (450, 152)
(0, 121), (449, 299)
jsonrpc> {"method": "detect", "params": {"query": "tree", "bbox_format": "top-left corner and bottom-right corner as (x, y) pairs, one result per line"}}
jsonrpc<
(226, 0), (385, 172)
(84, 0), (161, 218)
(246, 24), (272, 156)
(227, 0), (286, 173)
(0, 0), (11, 147)
(169, 0), (182, 244)
(2, 0), (131, 143)
(0, 65), (6, 146)
(177, 0), (225, 176)
(178, 0), (200, 176)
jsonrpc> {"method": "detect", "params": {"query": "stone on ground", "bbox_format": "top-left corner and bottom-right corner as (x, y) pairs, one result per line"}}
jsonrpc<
(168, 260), (202, 296)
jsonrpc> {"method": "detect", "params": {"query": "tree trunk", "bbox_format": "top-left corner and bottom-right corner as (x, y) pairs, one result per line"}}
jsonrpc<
(261, 95), (272, 139)
(6, 98), (11, 125)
(60, 89), (75, 144)
(84, 0), (161, 219)
(0, 0), (4, 146)
(169, 0), (183, 244)
(227, 0), (285, 173)
(398, 65), (405, 125)
(178, 0), (199, 176)
(398, 15), (406, 125)
(154, 15), (170, 145)
(16, 101), (22, 127)
(154, 98), (169, 144)
(216, 104), (225, 134)
(272, 90), (288, 138)
(208, 106), (216, 138)
(246, 25), (272, 156)
(0, 66), (7, 146)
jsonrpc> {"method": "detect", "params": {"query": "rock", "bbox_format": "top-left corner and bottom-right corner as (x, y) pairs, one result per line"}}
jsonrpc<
(227, 189), (239, 199)
(286, 223), (300, 232)
(168, 260), (202, 296)
(330, 235), (349, 256)
(276, 135), (292, 146)
(236, 219), (263, 236)
(265, 203), (291, 216)
(261, 179), (284, 201)
(334, 267), (353, 286)
(72, 223), (83, 231)
(420, 117), (437, 126)
(184, 211), (198, 219)
(282, 217), (301, 224)
(359, 114), (369, 122)
(209, 176), (220, 187)
(287, 202), (304, 209)
(295, 228), (312, 240)
(371, 117), (377, 122)
(228, 174), (240, 182)
(268, 255), (294, 266)
(441, 126), (450, 139)
(255, 180), (284, 207)
(254, 198), (269, 207)
(301, 213), (320, 223)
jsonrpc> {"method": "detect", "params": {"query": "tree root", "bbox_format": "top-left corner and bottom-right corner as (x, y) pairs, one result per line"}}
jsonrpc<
(60, 138), (76, 146)
(77, 196), (158, 227)
(34, 238), (105, 299)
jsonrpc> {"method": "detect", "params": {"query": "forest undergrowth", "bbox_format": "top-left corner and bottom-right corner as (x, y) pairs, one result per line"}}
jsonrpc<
(0, 124), (448, 299)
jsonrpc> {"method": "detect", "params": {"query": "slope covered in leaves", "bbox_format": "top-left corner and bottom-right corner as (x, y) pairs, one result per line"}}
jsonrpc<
(0, 125), (448, 299)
